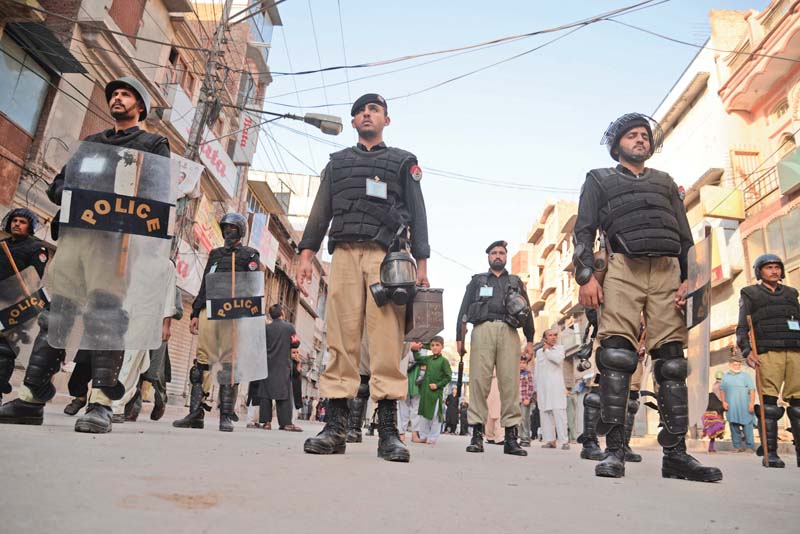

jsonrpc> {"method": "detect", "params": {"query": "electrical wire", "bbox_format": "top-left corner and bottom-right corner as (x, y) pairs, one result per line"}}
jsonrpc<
(336, 0), (352, 103)
(278, 27), (318, 169)
(306, 0), (331, 115)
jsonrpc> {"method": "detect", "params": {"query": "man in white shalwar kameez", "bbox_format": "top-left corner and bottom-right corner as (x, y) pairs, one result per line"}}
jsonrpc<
(535, 329), (569, 449)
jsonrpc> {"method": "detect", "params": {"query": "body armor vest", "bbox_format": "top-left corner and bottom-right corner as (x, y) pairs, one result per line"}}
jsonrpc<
(466, 273), (526, 327)
(742, 284), (800, 350)
(590, 167), (682, 257)
(326, 146), (414, 253)
(83, 129), (168, 154)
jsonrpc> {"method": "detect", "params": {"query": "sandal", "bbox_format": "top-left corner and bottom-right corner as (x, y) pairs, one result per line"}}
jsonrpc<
(279, 424), (303, 432)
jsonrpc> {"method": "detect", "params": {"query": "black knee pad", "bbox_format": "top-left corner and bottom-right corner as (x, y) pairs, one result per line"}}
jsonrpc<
(763, 395), (779, 406)
(650, 341), (683, 360)
(189, 361), (209, 385)
(596, 347), (638, 430)
(787, 405), (800, 423)
(763, 404), (785, 421)
(584, 391), (601, 409)
(600, 336), (636, 352)
(654, 358), (688, 384)
(597, 347), (639, 374)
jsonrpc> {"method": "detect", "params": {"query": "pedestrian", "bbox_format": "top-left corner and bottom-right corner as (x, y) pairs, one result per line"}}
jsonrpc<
(172, 212), (261, 433)
(518, 356), (534, 447)
(396, 342), (424, 442)
(457, 240), (534, 456)
(297, 93), (430, 462)
(415, 336), (452, 445)
(0, 77), (173, 434)
(703, 376), (725, 454)
(459, 401), (469, 435)
(445, 388), (460, 434)
(535, 330), (569, 450)
(291, 348), (304, 417)
(737, 253), (800, 468)
(572, 112), (721, 482)
(720, 354), (757, 454)
(255, 304), (303, 432)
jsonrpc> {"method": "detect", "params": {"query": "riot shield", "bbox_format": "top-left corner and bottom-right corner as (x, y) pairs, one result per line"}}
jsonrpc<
(204, 271), (268, 384)
(0, 266), (46, 367)
(47, 141), (177, 351)
(685, 234), (712, 430)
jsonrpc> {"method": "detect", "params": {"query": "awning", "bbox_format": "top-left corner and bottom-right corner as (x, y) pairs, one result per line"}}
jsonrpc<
(5, 22), (87, 74)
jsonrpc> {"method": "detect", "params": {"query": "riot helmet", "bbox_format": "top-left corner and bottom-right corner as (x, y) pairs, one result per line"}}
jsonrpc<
(370, 228), (417, 307)
(2, 207), (39, 234)
(219, 212), (248, 248)
(105, 77), (150, 121)
(753, 253), (785, 280)
(600, 113), (663, 162)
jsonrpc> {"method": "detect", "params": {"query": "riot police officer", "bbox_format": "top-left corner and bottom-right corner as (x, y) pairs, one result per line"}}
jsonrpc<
(296, 93), (430, 463)
(0, 77), (170, 432)
(0, 208), (48, 404)
(572, 113), (721, 482)
(737, 254), (800, 468)
(172, 212), (260, 432)
(456, 240), (534, 456)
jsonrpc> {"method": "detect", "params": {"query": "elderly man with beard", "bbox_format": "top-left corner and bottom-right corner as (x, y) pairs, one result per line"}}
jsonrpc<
(457, 240), (534, 456)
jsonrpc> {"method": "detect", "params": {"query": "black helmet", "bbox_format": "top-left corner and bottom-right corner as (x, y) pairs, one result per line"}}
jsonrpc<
(600, 113), (663, 162)
(2, 207), (39, 234)
(753, 253), (785, 280)
(105, 77), (150, 121)
(219, 212), (248, 240)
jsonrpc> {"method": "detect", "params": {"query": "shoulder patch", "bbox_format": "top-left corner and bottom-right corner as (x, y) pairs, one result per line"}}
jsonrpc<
(38, 251), (48, 263)
(677, 185), (686, 201)
(410, 164), (423, 182)
(248, 261), (258, 271)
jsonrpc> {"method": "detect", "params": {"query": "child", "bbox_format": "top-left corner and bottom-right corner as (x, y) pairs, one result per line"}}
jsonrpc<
(703, 381), (725, 453)
(415, 336), (452, 445)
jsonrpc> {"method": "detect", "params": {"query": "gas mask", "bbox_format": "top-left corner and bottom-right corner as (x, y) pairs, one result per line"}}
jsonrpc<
(576, 343), (593, 371)
(370, 230), (417, 307)
(503, 287), (530, 328)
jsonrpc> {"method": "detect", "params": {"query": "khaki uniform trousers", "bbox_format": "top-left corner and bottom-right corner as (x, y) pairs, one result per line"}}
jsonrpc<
(759, 349), (800, 400)
(320, 242), (406, 401)
(196, 313), (232, 393)
(598, 253), (687, 351)
(467, 321), (522, 428)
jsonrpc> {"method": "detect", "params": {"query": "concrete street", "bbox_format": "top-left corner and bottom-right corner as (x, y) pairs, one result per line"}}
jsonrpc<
(1, 401), (798, 534)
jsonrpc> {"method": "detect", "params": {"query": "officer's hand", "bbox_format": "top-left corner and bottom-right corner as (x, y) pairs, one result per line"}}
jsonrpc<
(457, 341), (466, 357)
(524, 342), (534, 360)
(578, 276), (604, 308)
(296, 250), (314, 296)
(416, 258), (429, 288)
(190, 317), (199, 335)
(674, 280), (689, 309)
(746, 352), (760, 368)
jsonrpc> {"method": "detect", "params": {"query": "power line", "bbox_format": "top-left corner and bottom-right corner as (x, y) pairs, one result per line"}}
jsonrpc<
(306, 0), (331, 115)
(278, 27), (318, 169)
(336, 0), (352, 103)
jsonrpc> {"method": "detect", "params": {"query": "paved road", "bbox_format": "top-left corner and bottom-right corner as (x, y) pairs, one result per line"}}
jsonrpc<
(1, 401), (798, 534)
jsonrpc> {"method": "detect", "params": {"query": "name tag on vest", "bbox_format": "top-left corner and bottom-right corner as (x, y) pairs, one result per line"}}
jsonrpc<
(206, 297), (264, 320)
(0, 289), (48, 331)
(366, 179), (387, 199)
(60, 189), (174, 239)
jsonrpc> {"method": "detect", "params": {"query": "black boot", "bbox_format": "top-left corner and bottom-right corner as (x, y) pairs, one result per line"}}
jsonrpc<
(376, 400), (410, 462)
(63, 396), (87, 416)
(596, 425), (626, 478)
(757, 404), (786, 468)
(503, 426), (527, 456)
(346, 396), (367, 443)
(578, 390), (604, 461)
(662, 436), (723, 482)
(218, 384), (237, 432)
(466, 423), (484, 453)
(75, 403), (113, 433)
(788, 405), (800, 468)
(0, 342), (15, 405)
(304, 398), (348, 454)
(0, 398), (45, 425)
(124, 388), (142, 422)
(90, 350), (126, 401)
(173, 382), (208, 429)
(624, 398), (642, 463)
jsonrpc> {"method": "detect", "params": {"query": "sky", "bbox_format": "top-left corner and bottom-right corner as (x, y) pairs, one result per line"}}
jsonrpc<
(249, 0), (771, 340)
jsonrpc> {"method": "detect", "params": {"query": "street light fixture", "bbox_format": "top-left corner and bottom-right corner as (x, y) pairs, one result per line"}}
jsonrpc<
(299, 113), (343, 136)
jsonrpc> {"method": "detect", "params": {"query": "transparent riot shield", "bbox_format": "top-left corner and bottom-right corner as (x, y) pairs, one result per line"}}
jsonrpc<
(685, 234), (712, 430)
(47, 141), (177, 351)
(0, 266), (46, 367)
(204, 271), (267, 384)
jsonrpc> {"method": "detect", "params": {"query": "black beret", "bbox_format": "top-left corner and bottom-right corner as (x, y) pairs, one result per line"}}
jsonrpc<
(485, 240), (508, 254)
(351, 93), (387, 116)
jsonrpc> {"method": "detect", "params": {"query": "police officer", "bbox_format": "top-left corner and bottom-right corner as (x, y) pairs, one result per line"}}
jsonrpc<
(173, 212), (260, 432)
(0, 208), (49, 404)
(0, 77), (169, 432)
(572, 112), (721, 482)
(737, 254), (800, 468)
(456, 240), (534, 456)
(296, 93), (430, 463)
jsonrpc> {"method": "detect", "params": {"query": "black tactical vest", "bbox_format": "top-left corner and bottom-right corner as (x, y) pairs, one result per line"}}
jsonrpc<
(83, 128), (169, 155)
(466, 273), (525, 327)
(590, 167), (682, 257)
(742, 284), (800, 350)
(326, 146), (414, 253)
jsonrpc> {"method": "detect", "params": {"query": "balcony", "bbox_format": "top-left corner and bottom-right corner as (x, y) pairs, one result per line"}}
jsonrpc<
(699, 185), (745, 220)
(527, 223), (544, 244)
(560, 329), (583, 353)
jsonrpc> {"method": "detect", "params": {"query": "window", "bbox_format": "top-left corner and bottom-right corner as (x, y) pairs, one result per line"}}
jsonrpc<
(769, 98), (789, 125)
(778, 133), (797, 161)
(744, 229), (766, 272)
(783, 208), (800, 261)
(108, 0), (146, 47)
(0, 33), (50, 135)
(766, 218), (786, 259)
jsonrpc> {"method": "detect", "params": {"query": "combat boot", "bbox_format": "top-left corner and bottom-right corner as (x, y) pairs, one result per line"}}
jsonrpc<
(0, 398), (44, 425)
(466, 423), (484, 453)
(376, 400), (410, 462)
(757, 404), (786, 468)
(503, 426), (527, 456)
(218, 384), (237, 433)
(624, 398), (642, 463)
(172, 379), (208, 429)
(595, 425), (626, 478)
(579, 391), (604, 460)
(346, 396), (367, 443)
(304, 399), (348, 454)
(74, 403), (113, 433)
(662, 437), (722, 482)
(787, 405), (800, 468)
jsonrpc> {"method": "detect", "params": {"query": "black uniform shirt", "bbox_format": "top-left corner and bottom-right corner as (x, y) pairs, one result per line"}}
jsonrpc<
(191, 243), (261, 318)
(0, 235), (48, 281)
(573, 164), (694, 281)
(298, 142), (430, 259)
(456, 269), (535, 342)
